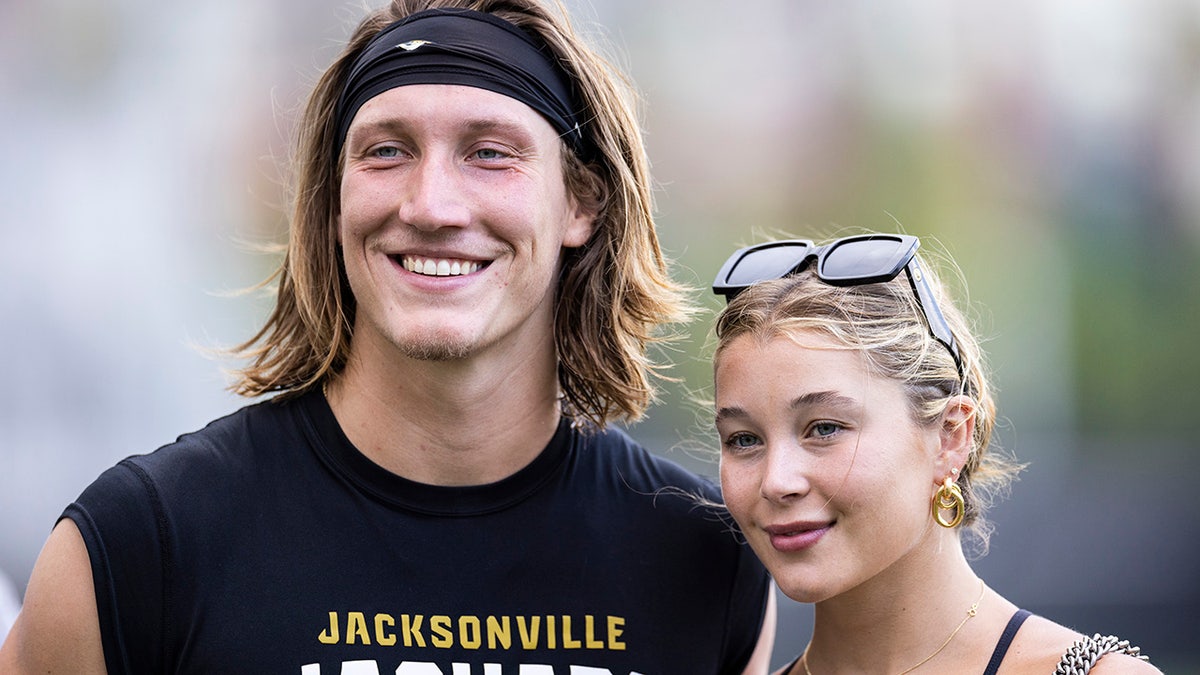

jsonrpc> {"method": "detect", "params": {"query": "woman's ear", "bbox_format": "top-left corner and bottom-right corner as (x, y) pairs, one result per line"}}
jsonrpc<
(935, 395), (976, 481)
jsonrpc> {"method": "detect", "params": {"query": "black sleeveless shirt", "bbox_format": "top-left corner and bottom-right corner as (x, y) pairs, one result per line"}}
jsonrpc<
(64, 390), (769, 674)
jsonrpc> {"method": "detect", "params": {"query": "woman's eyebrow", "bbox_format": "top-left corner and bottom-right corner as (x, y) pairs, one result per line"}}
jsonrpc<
(715, 405), (749, 424)
(790, 391), (859, 411)
(715, 391), (860, 424)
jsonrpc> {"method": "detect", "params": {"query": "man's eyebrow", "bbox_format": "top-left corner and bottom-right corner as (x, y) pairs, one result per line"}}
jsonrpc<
(347, 115), (537, 139)
(344, 117), (407, 146)
(457, 117), (536, 137)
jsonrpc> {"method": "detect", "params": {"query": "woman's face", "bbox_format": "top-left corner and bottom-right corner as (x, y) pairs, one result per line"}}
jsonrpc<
(715, 330), (946, 603)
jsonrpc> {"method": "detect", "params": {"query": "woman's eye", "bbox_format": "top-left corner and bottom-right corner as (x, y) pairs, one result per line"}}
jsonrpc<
(723, 432), (761, 452)
(811, 422), (841, 438)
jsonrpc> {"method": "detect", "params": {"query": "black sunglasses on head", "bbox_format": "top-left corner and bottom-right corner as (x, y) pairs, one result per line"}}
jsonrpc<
(712, 233), (962, 375)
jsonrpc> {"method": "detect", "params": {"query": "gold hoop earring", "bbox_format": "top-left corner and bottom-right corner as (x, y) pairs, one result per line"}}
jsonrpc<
(932, 476), (965, 528)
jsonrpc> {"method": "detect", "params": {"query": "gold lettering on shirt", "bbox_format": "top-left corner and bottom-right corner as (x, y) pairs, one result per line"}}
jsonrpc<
(486, 616), (511, 650)
(459, 615), (481, 649)
(374, 613), (396, 646)
(318, 612), (339, 644)
(402, 614), (425, 648)
(430, 615), (453, 648)
(562, 615), (581, 649)
(346, 612), (370, 645)
(516, 615), (540, 649)
(608, 615), (626, 651)
(316, 612), (628, 651)
(584, 615), (603, 649)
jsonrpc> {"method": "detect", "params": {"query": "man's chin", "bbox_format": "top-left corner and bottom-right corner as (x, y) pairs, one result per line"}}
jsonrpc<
(397, 336), (475, 362)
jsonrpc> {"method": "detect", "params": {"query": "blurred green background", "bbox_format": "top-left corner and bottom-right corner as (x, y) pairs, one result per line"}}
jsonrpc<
(1, 0), (1197, 670)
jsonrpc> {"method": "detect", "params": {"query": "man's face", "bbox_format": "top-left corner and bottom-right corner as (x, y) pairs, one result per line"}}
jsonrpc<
(338, 84), (594, 364)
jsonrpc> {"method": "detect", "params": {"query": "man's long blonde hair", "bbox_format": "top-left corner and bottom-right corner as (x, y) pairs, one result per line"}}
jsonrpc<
(228, 0), (693, 429)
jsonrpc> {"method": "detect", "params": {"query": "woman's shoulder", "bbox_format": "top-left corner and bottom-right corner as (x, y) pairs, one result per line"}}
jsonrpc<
(1006, 614), (1160, 674)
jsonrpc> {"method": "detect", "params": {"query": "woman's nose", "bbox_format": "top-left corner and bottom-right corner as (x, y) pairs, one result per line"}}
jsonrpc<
(759, 443), (810, 504)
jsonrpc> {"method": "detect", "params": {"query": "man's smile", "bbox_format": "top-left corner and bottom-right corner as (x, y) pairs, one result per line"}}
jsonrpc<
(397, 255), (488, 277)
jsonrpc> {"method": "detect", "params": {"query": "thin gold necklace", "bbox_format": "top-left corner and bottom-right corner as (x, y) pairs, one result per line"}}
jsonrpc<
(798, 579), (986, 675)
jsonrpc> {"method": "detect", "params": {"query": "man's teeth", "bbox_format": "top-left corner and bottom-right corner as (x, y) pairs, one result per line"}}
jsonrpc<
(403, 257), (482, 277)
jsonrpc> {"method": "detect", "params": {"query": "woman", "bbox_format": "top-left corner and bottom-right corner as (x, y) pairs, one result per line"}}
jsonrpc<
(711, 233), (1159, 674)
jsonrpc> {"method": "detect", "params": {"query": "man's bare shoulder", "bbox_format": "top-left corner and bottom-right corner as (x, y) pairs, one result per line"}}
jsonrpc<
(0, 519), (106, 674)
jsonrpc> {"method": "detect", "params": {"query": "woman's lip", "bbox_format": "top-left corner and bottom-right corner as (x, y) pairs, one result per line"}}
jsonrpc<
(765, 523), (832, 553)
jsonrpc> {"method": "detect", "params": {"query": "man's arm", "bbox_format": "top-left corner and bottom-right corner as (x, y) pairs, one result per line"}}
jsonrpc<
(0, 519), (107, 674)
(740, 583), (777, 675)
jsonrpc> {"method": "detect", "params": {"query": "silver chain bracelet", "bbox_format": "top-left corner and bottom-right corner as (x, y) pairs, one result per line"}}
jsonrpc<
(1054, 633), (1149, 674)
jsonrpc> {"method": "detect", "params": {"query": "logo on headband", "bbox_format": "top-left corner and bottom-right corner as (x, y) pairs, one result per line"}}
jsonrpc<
(397, 40), (431, 51)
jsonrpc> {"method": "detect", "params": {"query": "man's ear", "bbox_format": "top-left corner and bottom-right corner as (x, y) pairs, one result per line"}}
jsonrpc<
(935, 395), (976, 481)
(561, 160), (603, 249)
(562, 204), (596, 249)
(562, 179), (599, 249)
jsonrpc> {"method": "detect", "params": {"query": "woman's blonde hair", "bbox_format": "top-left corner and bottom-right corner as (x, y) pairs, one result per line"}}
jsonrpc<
(713, 241), (1021, 535)
(228, 0), (693, 429)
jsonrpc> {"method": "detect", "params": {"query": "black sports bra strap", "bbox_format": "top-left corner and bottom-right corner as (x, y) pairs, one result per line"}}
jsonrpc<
(983, 609), (1032, 675)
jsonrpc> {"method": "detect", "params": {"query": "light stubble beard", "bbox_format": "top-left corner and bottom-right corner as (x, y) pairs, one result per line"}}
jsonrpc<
(396, 336), (475, 362)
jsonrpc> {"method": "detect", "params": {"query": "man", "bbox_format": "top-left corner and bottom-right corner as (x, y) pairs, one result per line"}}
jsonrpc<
(0, 1), (774, 672)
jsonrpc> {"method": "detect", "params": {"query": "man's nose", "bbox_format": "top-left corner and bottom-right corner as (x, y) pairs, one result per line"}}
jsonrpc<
(397, 154), (472, 231)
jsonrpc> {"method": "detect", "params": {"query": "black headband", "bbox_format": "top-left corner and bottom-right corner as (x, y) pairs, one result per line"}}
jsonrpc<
(333, 8), (587, 157)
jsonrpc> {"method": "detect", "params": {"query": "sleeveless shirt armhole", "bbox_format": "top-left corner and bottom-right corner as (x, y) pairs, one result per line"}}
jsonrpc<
(62, 459), (173, 675)
(982, 608), (1032, 675)
(59, 504), (132, 675)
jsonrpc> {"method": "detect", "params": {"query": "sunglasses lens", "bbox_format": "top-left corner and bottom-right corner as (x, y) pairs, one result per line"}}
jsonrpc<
(821, 236), (909, 281)
(724, 243), (812, 287)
